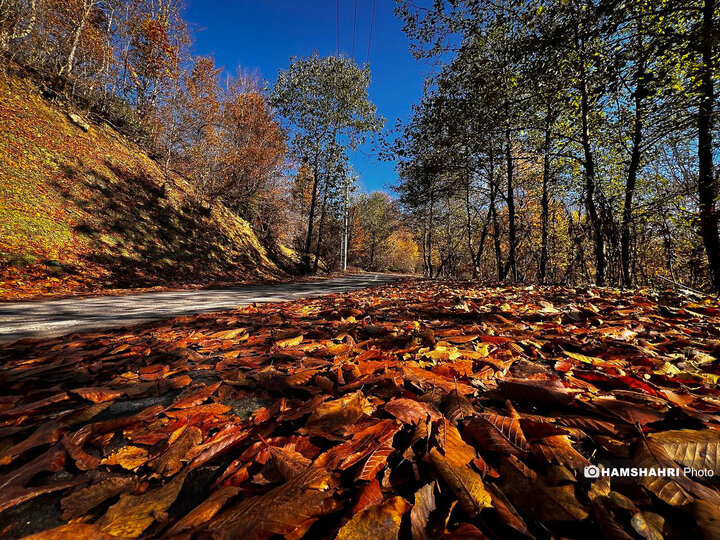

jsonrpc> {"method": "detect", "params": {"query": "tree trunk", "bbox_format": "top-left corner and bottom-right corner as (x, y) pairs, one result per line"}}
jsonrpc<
(578, 47), (606, 286)
(427, 189), (435, 278)
(621, 64), (644, 288)
(312, 177), (330, 274)
(464, 170), (479, 278)
(504, 129), (517, 282)
(539, 105), (552, 284)
(303, 146), (321, 272)
(421, 223), (429, 277)
(698, 0), (720, 292)
(58, 0), (95, 81)
(490, 179), (503, 281)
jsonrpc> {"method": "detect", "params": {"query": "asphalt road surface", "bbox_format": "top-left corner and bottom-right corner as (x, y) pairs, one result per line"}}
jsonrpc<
(0, 273), (404, 344)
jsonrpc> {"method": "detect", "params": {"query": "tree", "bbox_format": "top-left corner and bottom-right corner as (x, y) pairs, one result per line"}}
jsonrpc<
(272, 53), (383, 272)
(356, 192), (396, 270)
(394, 0), (719, 290)
(0, 0), (37, 54)
(119, 0), (187, 122)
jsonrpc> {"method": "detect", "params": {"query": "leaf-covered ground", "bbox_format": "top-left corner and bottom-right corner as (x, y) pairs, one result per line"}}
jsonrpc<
(0, 70), (290, 302)
(2, 281), (720, 539)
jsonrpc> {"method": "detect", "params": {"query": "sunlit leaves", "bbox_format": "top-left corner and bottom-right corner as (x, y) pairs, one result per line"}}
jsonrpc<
(3, 282), (720, 538)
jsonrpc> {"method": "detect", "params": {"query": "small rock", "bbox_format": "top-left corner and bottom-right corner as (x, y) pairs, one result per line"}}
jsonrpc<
(68, 112), (90, 132)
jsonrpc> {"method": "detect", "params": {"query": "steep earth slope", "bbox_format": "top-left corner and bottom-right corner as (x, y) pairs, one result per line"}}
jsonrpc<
(0, 70), (290, 300)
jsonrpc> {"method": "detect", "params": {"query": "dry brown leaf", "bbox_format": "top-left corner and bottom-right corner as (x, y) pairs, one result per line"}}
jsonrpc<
(210, 466), (336, 540)
(410, 483), (436, 540)
(633, 437), (695, 507)
(97, 471), (187, 537)
(102, 446), (148, 470)
(336, 496), (411, 540)
(384, 397), (441, 424)
(357, 444), (394, 481)
(465, 412), (530, 456)
(61, 475), (137, 520)
(150, 425), (202, 476)
(166, 486), (240, 536)
(648, 429), (720, 475)
(20, 523), (116, 539)
(429, 448), (492, 517)
(268, 443), (312, 480)
(304, 391), (373, 433)
(531, 435), (590, 471)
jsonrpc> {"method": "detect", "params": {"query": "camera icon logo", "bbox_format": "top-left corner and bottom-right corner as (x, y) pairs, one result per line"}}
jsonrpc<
(584, 465), (600, 478)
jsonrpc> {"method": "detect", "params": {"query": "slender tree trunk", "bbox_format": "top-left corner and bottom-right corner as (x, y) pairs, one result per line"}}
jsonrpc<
(578, 48), (606, 286)
(486, 143), (503, 281)
(698, 0), (720, 292)
(662, 217), (676, 281)
(474, 209), (492, 276)
(621, 65), (644, 288)
(504, 129), (517, 282)
(303, 146), (321, 272)
(58, 0), (95, 82)
(427, 189), (435, 278)
(539, 105), (552, 284)
(464, 170), (479, 278)
(490, 180), (503, 281)
(313, 178), (330, 274)
(421, 222), (429, 277)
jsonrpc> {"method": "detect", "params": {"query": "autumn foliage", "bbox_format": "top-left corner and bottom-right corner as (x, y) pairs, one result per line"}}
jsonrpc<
(0, 71), (289, 300)
(2, 281), (720, 538)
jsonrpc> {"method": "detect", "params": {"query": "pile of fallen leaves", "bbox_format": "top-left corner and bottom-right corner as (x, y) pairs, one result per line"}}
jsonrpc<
(2, 281), (720, 539)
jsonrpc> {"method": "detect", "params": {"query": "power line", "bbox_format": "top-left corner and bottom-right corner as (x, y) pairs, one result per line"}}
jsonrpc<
(351, 0), (358, 59)
(336, 0), (340, 55)
(365, 0), (376, 65)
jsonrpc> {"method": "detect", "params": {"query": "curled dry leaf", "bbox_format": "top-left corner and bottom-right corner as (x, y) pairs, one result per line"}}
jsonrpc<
(97, 471), (188, 538)
(102, 446), (148, 470)
(150, 425), (202, 476)
(384, 397), (442, 424)
(464, 412), (531, 456)
(352, 478), (383, 514)
(410, 483), (436, 540)
(336, 496), (411, 540)
(304, 391), (373, 433)
(531, 435), (591, 471)
(429, 448), (492, 517)
(166, 486), (240, 536)
(61, 475), (138, 520)
(357, 444), (394, 481)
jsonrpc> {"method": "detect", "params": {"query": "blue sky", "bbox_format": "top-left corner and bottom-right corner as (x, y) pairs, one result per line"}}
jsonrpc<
(183, 0), (429, 194)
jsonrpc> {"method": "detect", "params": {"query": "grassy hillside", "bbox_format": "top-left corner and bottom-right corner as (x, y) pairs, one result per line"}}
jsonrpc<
(0, 70), (290, 300)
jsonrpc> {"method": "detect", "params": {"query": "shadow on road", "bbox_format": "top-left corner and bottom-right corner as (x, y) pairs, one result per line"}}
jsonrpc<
(0, 274), (404, 343)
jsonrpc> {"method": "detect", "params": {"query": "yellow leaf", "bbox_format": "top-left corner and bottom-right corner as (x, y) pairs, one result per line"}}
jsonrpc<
(101, 446), (148, 470)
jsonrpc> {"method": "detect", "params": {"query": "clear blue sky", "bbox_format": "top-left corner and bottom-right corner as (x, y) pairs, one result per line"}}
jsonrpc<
(183, 0), (429, 194)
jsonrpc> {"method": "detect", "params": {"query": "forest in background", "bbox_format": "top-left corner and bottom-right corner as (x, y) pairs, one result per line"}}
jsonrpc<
(0, 0), (420, 278)
(393, 0), (720, 292)
(3, 0), (720, 293)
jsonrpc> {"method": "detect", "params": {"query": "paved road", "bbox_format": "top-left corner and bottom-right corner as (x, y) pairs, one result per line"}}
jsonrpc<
(0, 274), (404, 344)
